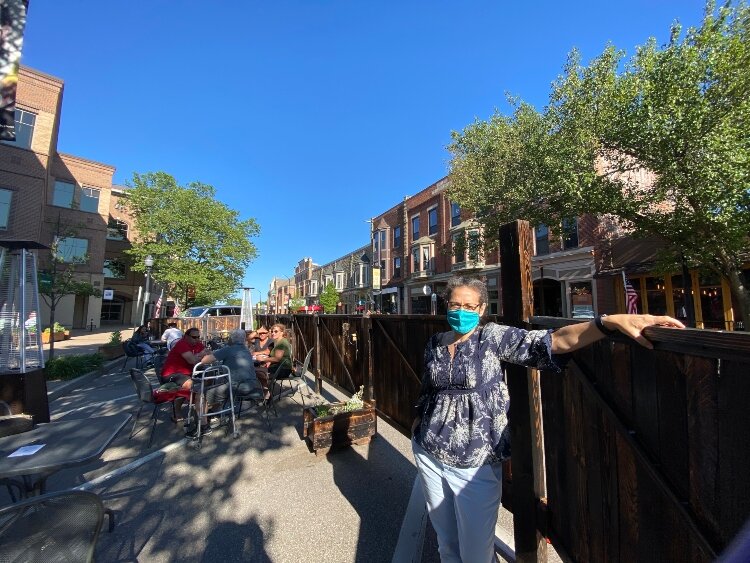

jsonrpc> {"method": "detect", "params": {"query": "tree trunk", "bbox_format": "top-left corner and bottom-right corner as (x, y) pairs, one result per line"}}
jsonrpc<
(48, 301), (56, 360)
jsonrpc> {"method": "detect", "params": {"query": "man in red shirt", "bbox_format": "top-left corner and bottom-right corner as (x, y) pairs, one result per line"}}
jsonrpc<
(160, 328), (207, 389)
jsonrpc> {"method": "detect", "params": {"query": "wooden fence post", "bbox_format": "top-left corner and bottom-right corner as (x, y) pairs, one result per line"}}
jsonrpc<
(315, 314), (323, 394)
(500, 220), (547, 562)
(364, 315), (375, 407)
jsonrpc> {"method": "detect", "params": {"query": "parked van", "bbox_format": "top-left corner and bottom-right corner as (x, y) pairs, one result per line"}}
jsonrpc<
(180, 305), (241, 318)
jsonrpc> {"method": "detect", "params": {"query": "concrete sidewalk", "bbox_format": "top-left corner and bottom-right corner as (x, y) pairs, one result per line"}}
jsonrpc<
(42, 325), (136, 360)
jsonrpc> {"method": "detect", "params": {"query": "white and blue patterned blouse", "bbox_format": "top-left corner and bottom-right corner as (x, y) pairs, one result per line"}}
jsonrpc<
(414, 322), (563, 468)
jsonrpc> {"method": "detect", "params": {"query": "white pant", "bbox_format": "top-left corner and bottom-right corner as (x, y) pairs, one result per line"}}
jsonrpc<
(412, 438), (502, 563)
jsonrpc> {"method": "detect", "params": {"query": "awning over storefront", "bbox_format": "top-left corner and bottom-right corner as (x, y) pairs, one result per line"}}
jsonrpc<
(373, 287), (398, 295)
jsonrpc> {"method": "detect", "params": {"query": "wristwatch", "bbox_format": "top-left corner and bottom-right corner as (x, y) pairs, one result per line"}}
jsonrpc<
(594, 314), (618, 337)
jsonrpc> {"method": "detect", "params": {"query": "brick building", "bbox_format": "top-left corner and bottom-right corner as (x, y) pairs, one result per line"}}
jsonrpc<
(0, 66), (170, 329)
(0, 66), (117, 329)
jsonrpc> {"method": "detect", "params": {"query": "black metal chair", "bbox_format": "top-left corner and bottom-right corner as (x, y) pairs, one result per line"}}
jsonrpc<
(0, 489), (114, 562)
(129, 368), (189, 447)
(233, 384), (271, 431)
(121, 339), (144, 371)
(274, 348), (314, 407)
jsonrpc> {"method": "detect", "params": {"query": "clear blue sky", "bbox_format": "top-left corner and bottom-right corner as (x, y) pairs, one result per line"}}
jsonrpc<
(22, 1), (706, 299)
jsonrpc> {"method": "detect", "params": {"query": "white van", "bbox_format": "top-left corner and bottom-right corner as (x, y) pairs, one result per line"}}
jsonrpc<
(180, 305), (241, 318)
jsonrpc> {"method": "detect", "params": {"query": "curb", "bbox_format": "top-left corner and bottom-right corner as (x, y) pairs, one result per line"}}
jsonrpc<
(47, 357), (126, 402)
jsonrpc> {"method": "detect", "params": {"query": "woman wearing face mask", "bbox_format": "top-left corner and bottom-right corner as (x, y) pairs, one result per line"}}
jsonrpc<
(412, 276), (684, 563)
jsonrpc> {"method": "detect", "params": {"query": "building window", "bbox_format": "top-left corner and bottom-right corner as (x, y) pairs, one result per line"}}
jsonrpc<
(394, 256), (401, 278)
(453, 233), (466, 263)
(0, 188), (12, 229)
(535, 224), (549, 255)
(107, 217), (128, 240)
(52, 180), (75, 208)
(80, 187), (101, 213)
(103, 259), (126, 279)
(428, 207), (438, 236)
(394, 226), (401, 248)
(380, 259), (386, 279)
(487, 276), (500, 315)
(451, 202), (461, 227)
(412, 247), (420, 272)
(309, 279), (318, 296)
(54, 237), (88, 263)
(356, 264), (369, 287)
(422, 247), (431, 271)
(645, 276), (667, 315)
(2, 108), (36, 149)
(467, 230), (481, 260)
(324, 274), (333, 288)
(562, 217), (579, 249)
(335, 272), (344, 290)
(699, 272), (725, 330)
(411, 216), (420, 240)
(374, 229), (387, 262)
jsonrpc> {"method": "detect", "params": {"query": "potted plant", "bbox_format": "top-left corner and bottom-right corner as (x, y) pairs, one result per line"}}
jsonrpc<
(98, 330), (124, 360)
(41, 322), (66, 344)
(302, 386), (377, 455)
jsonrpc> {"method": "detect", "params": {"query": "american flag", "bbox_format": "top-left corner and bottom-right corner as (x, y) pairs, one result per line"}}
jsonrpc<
(172, 301), (181, 318)
(625, 278), (639, 315)
(154, 290), (163, 318)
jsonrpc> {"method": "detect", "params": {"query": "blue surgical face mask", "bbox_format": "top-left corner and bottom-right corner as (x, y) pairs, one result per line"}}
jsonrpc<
(446, 309), (480, 334)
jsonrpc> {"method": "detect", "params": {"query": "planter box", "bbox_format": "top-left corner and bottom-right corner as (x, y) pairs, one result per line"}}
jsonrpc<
(63, 330), (71, 340)
(302, 401), (377, 455)
(41, 332), (65, 344)
(98, 345), (124, 360)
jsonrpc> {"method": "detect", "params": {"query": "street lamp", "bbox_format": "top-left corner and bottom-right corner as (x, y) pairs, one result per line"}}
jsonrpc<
(361, 253), (372, 313)
(141, 255), (154, 325)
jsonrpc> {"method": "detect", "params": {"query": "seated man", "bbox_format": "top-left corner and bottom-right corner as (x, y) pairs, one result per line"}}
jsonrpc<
(199, 329), (262, 421)
(161, 322), (183, 351)
(160, 328), (207, 388)
(131, 325), (156, 365)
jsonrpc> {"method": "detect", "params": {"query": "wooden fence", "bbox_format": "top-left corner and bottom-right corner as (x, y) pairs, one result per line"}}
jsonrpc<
(262, 219), (750, 562)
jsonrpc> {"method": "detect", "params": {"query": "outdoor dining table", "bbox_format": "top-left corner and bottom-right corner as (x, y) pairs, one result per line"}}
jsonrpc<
(0, 413), (131, 500)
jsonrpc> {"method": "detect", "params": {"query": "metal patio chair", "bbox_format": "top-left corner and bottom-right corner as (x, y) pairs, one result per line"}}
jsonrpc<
(129, 368), (189, 447)
(274, 348), (314, 407)
(0, 489), (114, 562)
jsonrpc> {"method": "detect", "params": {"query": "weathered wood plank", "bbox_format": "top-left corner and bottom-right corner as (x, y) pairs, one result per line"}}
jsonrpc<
(717, 359), (750, 546)
(629, 346), (660, 461)
(654, 351), (689, 500)
(685, 355), (721, 549)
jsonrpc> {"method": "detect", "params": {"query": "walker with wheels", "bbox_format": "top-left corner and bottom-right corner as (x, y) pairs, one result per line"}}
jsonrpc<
(185, 363), (240, 450)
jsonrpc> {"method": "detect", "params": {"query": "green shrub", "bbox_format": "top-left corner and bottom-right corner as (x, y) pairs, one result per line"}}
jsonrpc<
(44, 353), (105, 380)
(108, 330), (122, 345)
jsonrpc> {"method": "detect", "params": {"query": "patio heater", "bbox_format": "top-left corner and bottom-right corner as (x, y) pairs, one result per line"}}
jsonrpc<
(240, 287), (254, 330)
(0, 241), (50, 422)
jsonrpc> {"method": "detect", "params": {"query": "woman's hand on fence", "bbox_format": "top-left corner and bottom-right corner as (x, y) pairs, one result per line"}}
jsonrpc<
(605, 314), (685, 349)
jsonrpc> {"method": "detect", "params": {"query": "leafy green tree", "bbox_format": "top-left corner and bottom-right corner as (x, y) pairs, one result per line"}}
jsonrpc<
(289, 296), (305, 311)
(38, 216), (101, 359)
(449, 0), (750, 322)
(319, 282), (340, 313)
(124, 172), (260, 306)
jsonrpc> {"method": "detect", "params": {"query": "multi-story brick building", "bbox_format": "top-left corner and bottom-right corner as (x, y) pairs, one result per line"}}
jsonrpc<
(0, 66), (118, 329)
(0, 66), (172, 329)
(310, 245), (371, 313)
(268, 276), (295, 314)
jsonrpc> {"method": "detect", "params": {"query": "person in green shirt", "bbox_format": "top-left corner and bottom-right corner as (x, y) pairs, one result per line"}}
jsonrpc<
(265, 324), (292, 379)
